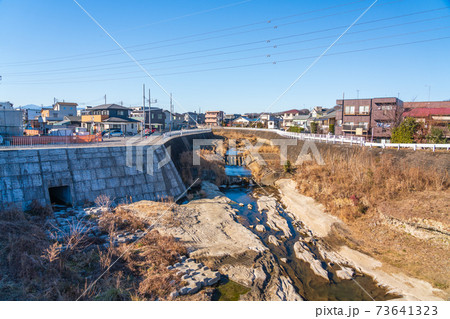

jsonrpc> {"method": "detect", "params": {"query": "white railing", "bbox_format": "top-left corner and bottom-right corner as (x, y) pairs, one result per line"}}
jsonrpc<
(215, 127), (449, 151)
(0, 128), (212, 150)
(162, 128), (211, 139)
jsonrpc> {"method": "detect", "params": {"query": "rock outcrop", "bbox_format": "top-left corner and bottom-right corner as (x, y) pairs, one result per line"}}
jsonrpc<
(257, 196), (292, 237)
(293, 241), (329, 280)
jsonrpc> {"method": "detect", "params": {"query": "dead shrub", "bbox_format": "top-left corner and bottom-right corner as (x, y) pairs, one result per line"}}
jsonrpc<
(98, 206), (145, 233)
(95, 195), (113, 211)
(295, 149), (449, 222)
(27, 200), (52, 218)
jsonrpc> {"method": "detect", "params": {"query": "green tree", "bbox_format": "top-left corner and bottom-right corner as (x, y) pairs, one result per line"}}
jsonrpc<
(328, 123), (335, 134)
(426, 127), (446, 144)
(310, 122), (318, 134)
(390, 117), (420, 143)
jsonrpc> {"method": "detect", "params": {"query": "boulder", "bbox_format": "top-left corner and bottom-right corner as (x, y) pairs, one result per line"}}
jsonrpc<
(255, 224), (266, 232)
(268, 235), (279, 246)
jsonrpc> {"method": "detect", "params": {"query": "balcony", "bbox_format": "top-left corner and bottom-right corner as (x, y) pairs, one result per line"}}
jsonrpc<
(81, 115), (108, 123)
(342, 124), (369, 132)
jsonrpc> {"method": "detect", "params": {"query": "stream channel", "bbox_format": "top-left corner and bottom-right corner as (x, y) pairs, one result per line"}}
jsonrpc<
(220, 164), (396, 301)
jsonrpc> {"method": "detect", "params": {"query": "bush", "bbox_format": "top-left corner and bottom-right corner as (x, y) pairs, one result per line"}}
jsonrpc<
(328, 123), (335, 134)
(426, 127), (446, 144)
(310, 122), (318, 133)
(288, 126), (304, 133)
(391, 117), (421, 143)
(283, 160), (292, 173)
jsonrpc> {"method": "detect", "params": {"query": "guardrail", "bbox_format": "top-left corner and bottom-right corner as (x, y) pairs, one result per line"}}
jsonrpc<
(215, 127), (449, 151)
(0, 134), (102, 148)
(0, 128), (212, 149)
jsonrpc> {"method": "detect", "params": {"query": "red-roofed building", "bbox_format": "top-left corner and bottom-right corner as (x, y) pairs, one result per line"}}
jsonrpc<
(404, 101), (450, 109)
(403, 107), (450, 137)
(281, 109), (302, 128)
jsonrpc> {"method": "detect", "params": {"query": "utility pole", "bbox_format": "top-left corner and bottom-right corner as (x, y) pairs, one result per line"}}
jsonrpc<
(142, 84), (146, 136)
(425, 85), (431, 101)
(147, 89), (157, 133)
(170, 93), (173, 132)
(148, 88), (151, 133)
(104, 95), (106, 104)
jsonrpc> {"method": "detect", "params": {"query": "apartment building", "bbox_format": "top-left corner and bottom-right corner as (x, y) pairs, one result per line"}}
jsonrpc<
(205, 111), (224, 126)
(335, 97), (403, 140)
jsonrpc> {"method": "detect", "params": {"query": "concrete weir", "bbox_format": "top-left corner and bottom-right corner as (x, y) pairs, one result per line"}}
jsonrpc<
(0, 143), (186, 210)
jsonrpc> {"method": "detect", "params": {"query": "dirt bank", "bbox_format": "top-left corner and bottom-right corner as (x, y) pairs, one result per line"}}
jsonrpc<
(276, 178), (446, 301)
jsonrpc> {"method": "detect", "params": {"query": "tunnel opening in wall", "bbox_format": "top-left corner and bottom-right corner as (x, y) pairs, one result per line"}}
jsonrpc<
(48, 186), (72, 206)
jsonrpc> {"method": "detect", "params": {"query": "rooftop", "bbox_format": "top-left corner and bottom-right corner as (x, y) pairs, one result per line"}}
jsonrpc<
(403, 107), (450, 117)
(90, 104), (131, 111)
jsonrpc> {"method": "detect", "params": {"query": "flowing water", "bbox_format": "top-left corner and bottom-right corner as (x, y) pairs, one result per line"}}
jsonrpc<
(220, 168), (397, 301)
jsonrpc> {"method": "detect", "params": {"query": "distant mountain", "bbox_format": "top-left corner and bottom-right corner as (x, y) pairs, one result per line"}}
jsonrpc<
(15, 104), (50, 110)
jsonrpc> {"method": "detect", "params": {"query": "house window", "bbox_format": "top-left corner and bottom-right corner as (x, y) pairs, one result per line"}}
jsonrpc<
(359, 105), (369, 114)
(344, 106), (355, 115)
(158, 114), (162, 119)
(359, 122), (368, 128)
(118, 111), (124, 116)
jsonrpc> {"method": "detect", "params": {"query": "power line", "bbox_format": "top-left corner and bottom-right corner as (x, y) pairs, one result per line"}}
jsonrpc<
(6, 36), (449, 85)
(7, 25), (450, 82)
(0, 0), (409, 67)
(4, 13), (449, 78)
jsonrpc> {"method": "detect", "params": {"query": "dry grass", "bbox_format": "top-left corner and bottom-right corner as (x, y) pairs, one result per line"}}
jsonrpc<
(294, 149), (450, 294)
(0, 202), (188, 301)
(295, 149), (448, 222)
(98, 205), (146, 233)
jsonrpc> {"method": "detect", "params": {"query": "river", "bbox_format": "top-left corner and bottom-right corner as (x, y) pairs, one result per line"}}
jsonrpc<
(219, 165), (396, 301)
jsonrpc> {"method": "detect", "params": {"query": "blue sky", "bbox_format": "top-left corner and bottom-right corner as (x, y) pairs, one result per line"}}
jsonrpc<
(0, 0), (449, 113)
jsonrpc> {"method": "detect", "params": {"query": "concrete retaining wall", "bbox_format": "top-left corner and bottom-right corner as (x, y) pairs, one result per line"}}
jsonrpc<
(0, 144), (186, 210)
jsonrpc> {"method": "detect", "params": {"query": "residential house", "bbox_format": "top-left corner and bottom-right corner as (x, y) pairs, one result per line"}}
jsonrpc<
(130, 107), (166, 132)
(267, 118), (281, 129)
(403, 101), (450, 109)
(310, 106), (328, 118)
(403, 107), (450, 137)
(41, 102), (78, 123)
(163, 111), (184, 130)
(0, 101), (23, 136)
(0, 102), (14, 109)
(260, 113), (280, 128)
(52, 116), (83, 131)
(205, 111), (224, 126)
(335, 97), (403, 140)
(281, 109), (302, 128)
(292, 114), (310, 130)
(81, 104), (139, 134)
(315, 108), (337, 134)
(183, 112), (201, 128)
(224, 113), (240, 126)
(232, 116), (252, 126)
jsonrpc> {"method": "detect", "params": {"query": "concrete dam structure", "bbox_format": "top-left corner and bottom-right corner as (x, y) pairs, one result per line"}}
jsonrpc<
(0, 130), (218, 210)
(0, 143), (186, 210)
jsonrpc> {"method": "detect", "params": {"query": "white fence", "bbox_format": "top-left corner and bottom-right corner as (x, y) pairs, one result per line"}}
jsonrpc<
(162, 128), (211, 139)
(216, 127), (450, 152)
